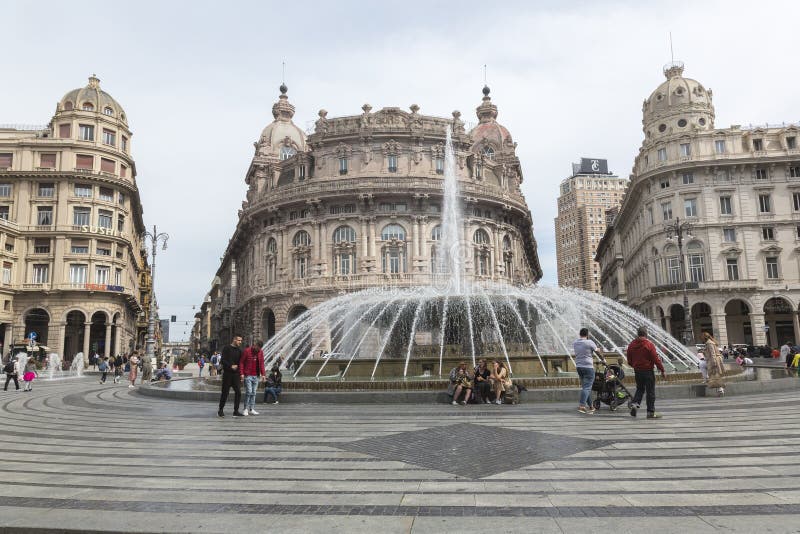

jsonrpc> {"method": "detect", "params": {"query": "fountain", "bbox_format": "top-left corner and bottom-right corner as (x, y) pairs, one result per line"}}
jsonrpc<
(46, 353), (62, 380)
(69, 352), (85, 378)
(259, 128), (700, 381)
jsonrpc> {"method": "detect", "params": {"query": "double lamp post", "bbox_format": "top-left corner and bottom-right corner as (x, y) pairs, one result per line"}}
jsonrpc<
(143, 225), (169, 366)
(665, 217), (694, 346)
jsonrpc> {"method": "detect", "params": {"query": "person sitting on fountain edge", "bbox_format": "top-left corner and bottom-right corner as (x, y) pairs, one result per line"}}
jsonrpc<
(448, 361), (473, 406)
(473, 359), (492, 404)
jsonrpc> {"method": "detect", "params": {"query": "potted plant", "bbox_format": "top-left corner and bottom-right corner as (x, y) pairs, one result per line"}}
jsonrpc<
(174, 356), (188, 370)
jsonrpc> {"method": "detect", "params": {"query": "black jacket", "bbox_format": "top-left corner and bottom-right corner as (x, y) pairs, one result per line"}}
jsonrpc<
(220, 344), (242, 373)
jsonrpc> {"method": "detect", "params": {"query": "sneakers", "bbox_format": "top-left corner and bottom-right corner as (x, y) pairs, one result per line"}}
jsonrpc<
(578, 406), (595, 414)
(249, 409), (259, 415)
(273, 400), (279, 404)
(217, 410), (224, 418)
(128, 384), (135, 388)
(232, 411), (245, 417)
(647, 412), (662, 419)
(630, 403), (639, 417)
(578, 406), (587, 413)
(459, 401), (466, 406)
(452, 400), (458, 405)
(495, 399), (502, 405)
(242, 409), (249, 416)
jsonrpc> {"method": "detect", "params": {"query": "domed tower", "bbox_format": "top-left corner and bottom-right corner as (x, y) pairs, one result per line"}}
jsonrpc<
(642, 62), (714, 142)
(469, 85), (517, 160)
(254, 84), (306, 160)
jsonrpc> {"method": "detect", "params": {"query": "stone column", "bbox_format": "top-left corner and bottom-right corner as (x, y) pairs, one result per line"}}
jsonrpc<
(83, 322), (91, 359)
(411, 217), (419, 272)
(56, 323), (66, 357)
(3, 324), (12, 354)
(280, 229), (288, 278)
(749, 312), (767, 346)
(104, 324), (112, 358)
(114, 325), (122, 356)
(793, 312), (800, 345)
(711, 313), (728, 346)
(369, 218), (376, 258)
(360, 218), (368, 269)
(314, 222), (321, 263)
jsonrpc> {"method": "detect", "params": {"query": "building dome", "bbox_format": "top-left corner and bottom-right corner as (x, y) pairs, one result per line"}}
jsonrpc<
(642, 62), (714, 140)
(256, 84), (307, 159)
(58, 75), (128, 126)
(469, 86), (514, 152)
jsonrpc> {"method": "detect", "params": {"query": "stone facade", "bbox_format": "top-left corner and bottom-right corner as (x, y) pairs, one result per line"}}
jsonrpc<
(0, 76), (148, 362)
(204, 85), (543, 349)
(596, 62), (800, 347)
(555, 160), (627, 292)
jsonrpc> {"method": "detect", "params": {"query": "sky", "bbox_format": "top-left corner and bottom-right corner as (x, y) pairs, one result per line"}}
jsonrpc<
(3, 0), (799, 341)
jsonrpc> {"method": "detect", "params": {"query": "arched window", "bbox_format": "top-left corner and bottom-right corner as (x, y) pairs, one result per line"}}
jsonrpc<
(482, 146), (495, 160)
(502, 236), (511, 251)
(473, 228), (490, 245)
(502, 235), (513, 278)
(687, 241), (705, 282)
(82, 102), (94, 111)
(381, 224), (405, 241)
(293, 230), (311, 247)
(64, 101), (73, 111)
(267, 238), (277, 254)
(280, 146), (296, 160)
(266, 238), (277, 284)
(103, 107), (114, 116)
(665, 244), (680, 284)
(430, 225), (441, 241)
(333, 225), (356, 243)
(652, 247), (663, 285)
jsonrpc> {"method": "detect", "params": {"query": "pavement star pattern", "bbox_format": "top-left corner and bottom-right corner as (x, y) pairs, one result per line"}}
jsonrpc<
(1, 379), (800, 533)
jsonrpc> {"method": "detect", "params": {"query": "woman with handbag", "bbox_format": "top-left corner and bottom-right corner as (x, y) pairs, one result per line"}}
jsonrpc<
(702, 332), (726, 396)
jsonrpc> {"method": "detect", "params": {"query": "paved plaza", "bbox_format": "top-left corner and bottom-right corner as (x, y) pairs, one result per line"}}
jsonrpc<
(1, 379), (800, 533)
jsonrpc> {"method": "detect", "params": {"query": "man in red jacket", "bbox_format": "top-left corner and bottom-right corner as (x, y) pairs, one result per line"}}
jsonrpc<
(626, 326), (666, 419)
(239, 340), (265, 416)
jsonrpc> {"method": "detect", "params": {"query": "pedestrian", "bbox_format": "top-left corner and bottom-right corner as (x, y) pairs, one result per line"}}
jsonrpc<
(264, 364), (282, 404)
(209, 351), (220, 377)
(627, 326), (666, 419)
(3, 357), (19, 391)
(198, 354), (206, 377)
(113, 354), (124, 383)
(702, 332), (726, 396)
(698, 352), (708, 382)
(98, 356), (109, 384)
(22, 357), (37, 392)
(780, 341), (792, 367)
(128, 353), (140, 388)
(218, 335), (244, 418)
(574, 327), (602, 414)
(240, 341), (265, 415)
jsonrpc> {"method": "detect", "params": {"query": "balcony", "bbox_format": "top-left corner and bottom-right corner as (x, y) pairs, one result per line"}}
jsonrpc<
(650, 282), (699, 294)
(22, 283), (50, 290)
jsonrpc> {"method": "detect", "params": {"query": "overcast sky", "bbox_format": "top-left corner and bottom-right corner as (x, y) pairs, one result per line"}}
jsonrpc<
(3, 0), (798, 341)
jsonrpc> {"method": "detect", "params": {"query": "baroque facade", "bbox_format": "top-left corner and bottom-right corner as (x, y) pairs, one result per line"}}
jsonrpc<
(0, 76), (148, 363)
(596, 62), (800, 347)
(555, 158), (627, 292)
(205, 85), (543, 349)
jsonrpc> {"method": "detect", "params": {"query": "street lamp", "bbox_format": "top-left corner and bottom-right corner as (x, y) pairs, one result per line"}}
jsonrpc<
(665, 217), (694, 346)
(143, 225), (169, 365)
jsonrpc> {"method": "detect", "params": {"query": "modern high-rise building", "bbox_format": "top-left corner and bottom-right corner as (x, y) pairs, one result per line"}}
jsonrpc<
(0, 75), (149, 364)
(159, 319), (170, 344)
(555, 158), (627, 292)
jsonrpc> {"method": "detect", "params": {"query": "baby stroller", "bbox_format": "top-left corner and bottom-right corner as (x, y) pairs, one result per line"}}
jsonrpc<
(591, 358), (632, 411)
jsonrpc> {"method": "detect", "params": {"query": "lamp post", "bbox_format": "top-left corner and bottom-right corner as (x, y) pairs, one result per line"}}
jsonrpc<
(665, 217), (693, 346)
(143, 225), (169, 365)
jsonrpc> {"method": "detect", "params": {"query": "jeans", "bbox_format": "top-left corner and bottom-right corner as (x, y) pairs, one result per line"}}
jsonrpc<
(4, 374), (19, 390)
(632, 369), (656, 413)
(264, 386), (282, 403)
(577, 366), (594, 406)
(100, 371), (107, 383)
(218, 371), (242, 412)
(244, 375), (259, 410)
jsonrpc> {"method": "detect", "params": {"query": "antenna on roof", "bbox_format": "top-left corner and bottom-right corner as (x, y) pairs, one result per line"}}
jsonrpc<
(483, 64), (487, 85)
(669, 32), (674, 63)
(282, 61), (286, 84)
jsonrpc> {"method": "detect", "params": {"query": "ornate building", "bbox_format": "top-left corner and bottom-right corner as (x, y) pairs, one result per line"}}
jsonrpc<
(555, 158), (627, 292)
(0, 76), (148, 363)
(207, 85), (543, 348)
(596, 62), (800, 347)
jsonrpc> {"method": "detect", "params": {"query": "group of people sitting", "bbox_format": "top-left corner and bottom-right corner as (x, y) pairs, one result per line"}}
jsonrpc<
(448, 359), (515, 405)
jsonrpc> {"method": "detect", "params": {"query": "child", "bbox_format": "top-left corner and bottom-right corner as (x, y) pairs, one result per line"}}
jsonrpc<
(22, 357), (37, 391)
(698, 352), (708, 383)
(98, 356), (109, 384)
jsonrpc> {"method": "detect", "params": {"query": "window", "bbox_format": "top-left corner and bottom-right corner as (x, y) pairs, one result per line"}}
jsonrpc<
(292, 230), (311, 247)
(114, 268), (122, 286)
(723, 228), (736, 242)
(339, 157), (348, 175)
(0, 206), (8, 220)
(753, 138), (764, 151)
(646, 206), (654, 225)
(659, 177), (670, 189)
(755, 168), (768, 180)
(2, 262), (11, 284)
(69, 264), (87, 284)
(788, 137), (797, 149)
(381, 224), (405, 241)
(684, 198), (697, 217)
(667, 256), (681, 284)
(661, 201), (673, 221)
(100, 158), (115, 174)
(715, 140), (726, 154)
(688, 253), (705, 282)
(790, 166), (800, 178)
(118, 192), (125, 205)
(121, 136), (128, 152)
(431, 225), (441, 241)
(294, 256), (307, 279)
(99, 187), (114, 201)
(298, 165), (305, 179)
(0, 184), (10, 197)
(40, 154), (56, 169)
(657, 148), (667, 161)
(758, 194), (772, 213)
(70, 241), (89, 254)
(75, 184), (92, 197)
(79, 124), (94, 141)
(332, 225), (356, 243)
(473, 229), (490, 245)
(387, 155), (398, 172)
(103, 107), (114, 116)
(379, 202), (407, 212)
(720, 196), (732, 215)
(75, 155), (93, 170)
(33, 239), (50, 254)
(794, 192), (800, 211)
(336, 252), (352, 275)
(36, 206), (53, 226)
(766, 256), (779, 279)
(4, 238), (13, 252)
(435, 157), (444, 174)
(0, 153), (11, 169)
(82, 102), (94, 111)
(96, 242), (111, 256)
(483, 146), (495, 160)
(329, 204), (355, 215)
(726, 258), (739, 281)
(97, 209), (112, 229)
(279, 146), (296, 160)
(682, 173), (694, 185)
(95, 266), (110, 284)
(797, 225), (800, 239)
(117, 214), (125, 232)
(32, 264), (49, 284)
(38, 183), (55, 197)
(73, 207), (90, 226)
(762, 227), (776, 241)
(59, 124), (71, 138)
(102, 129), (116, 146)
(115, 249), (124, 259)
(680, 143), (691, 157)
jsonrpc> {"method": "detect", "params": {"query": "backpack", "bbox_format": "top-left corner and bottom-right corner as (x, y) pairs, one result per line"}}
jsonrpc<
(3, 361), (15, 374)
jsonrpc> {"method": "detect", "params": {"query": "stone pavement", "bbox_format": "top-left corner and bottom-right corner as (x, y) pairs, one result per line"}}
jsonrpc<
(1, 378), (800, 533)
